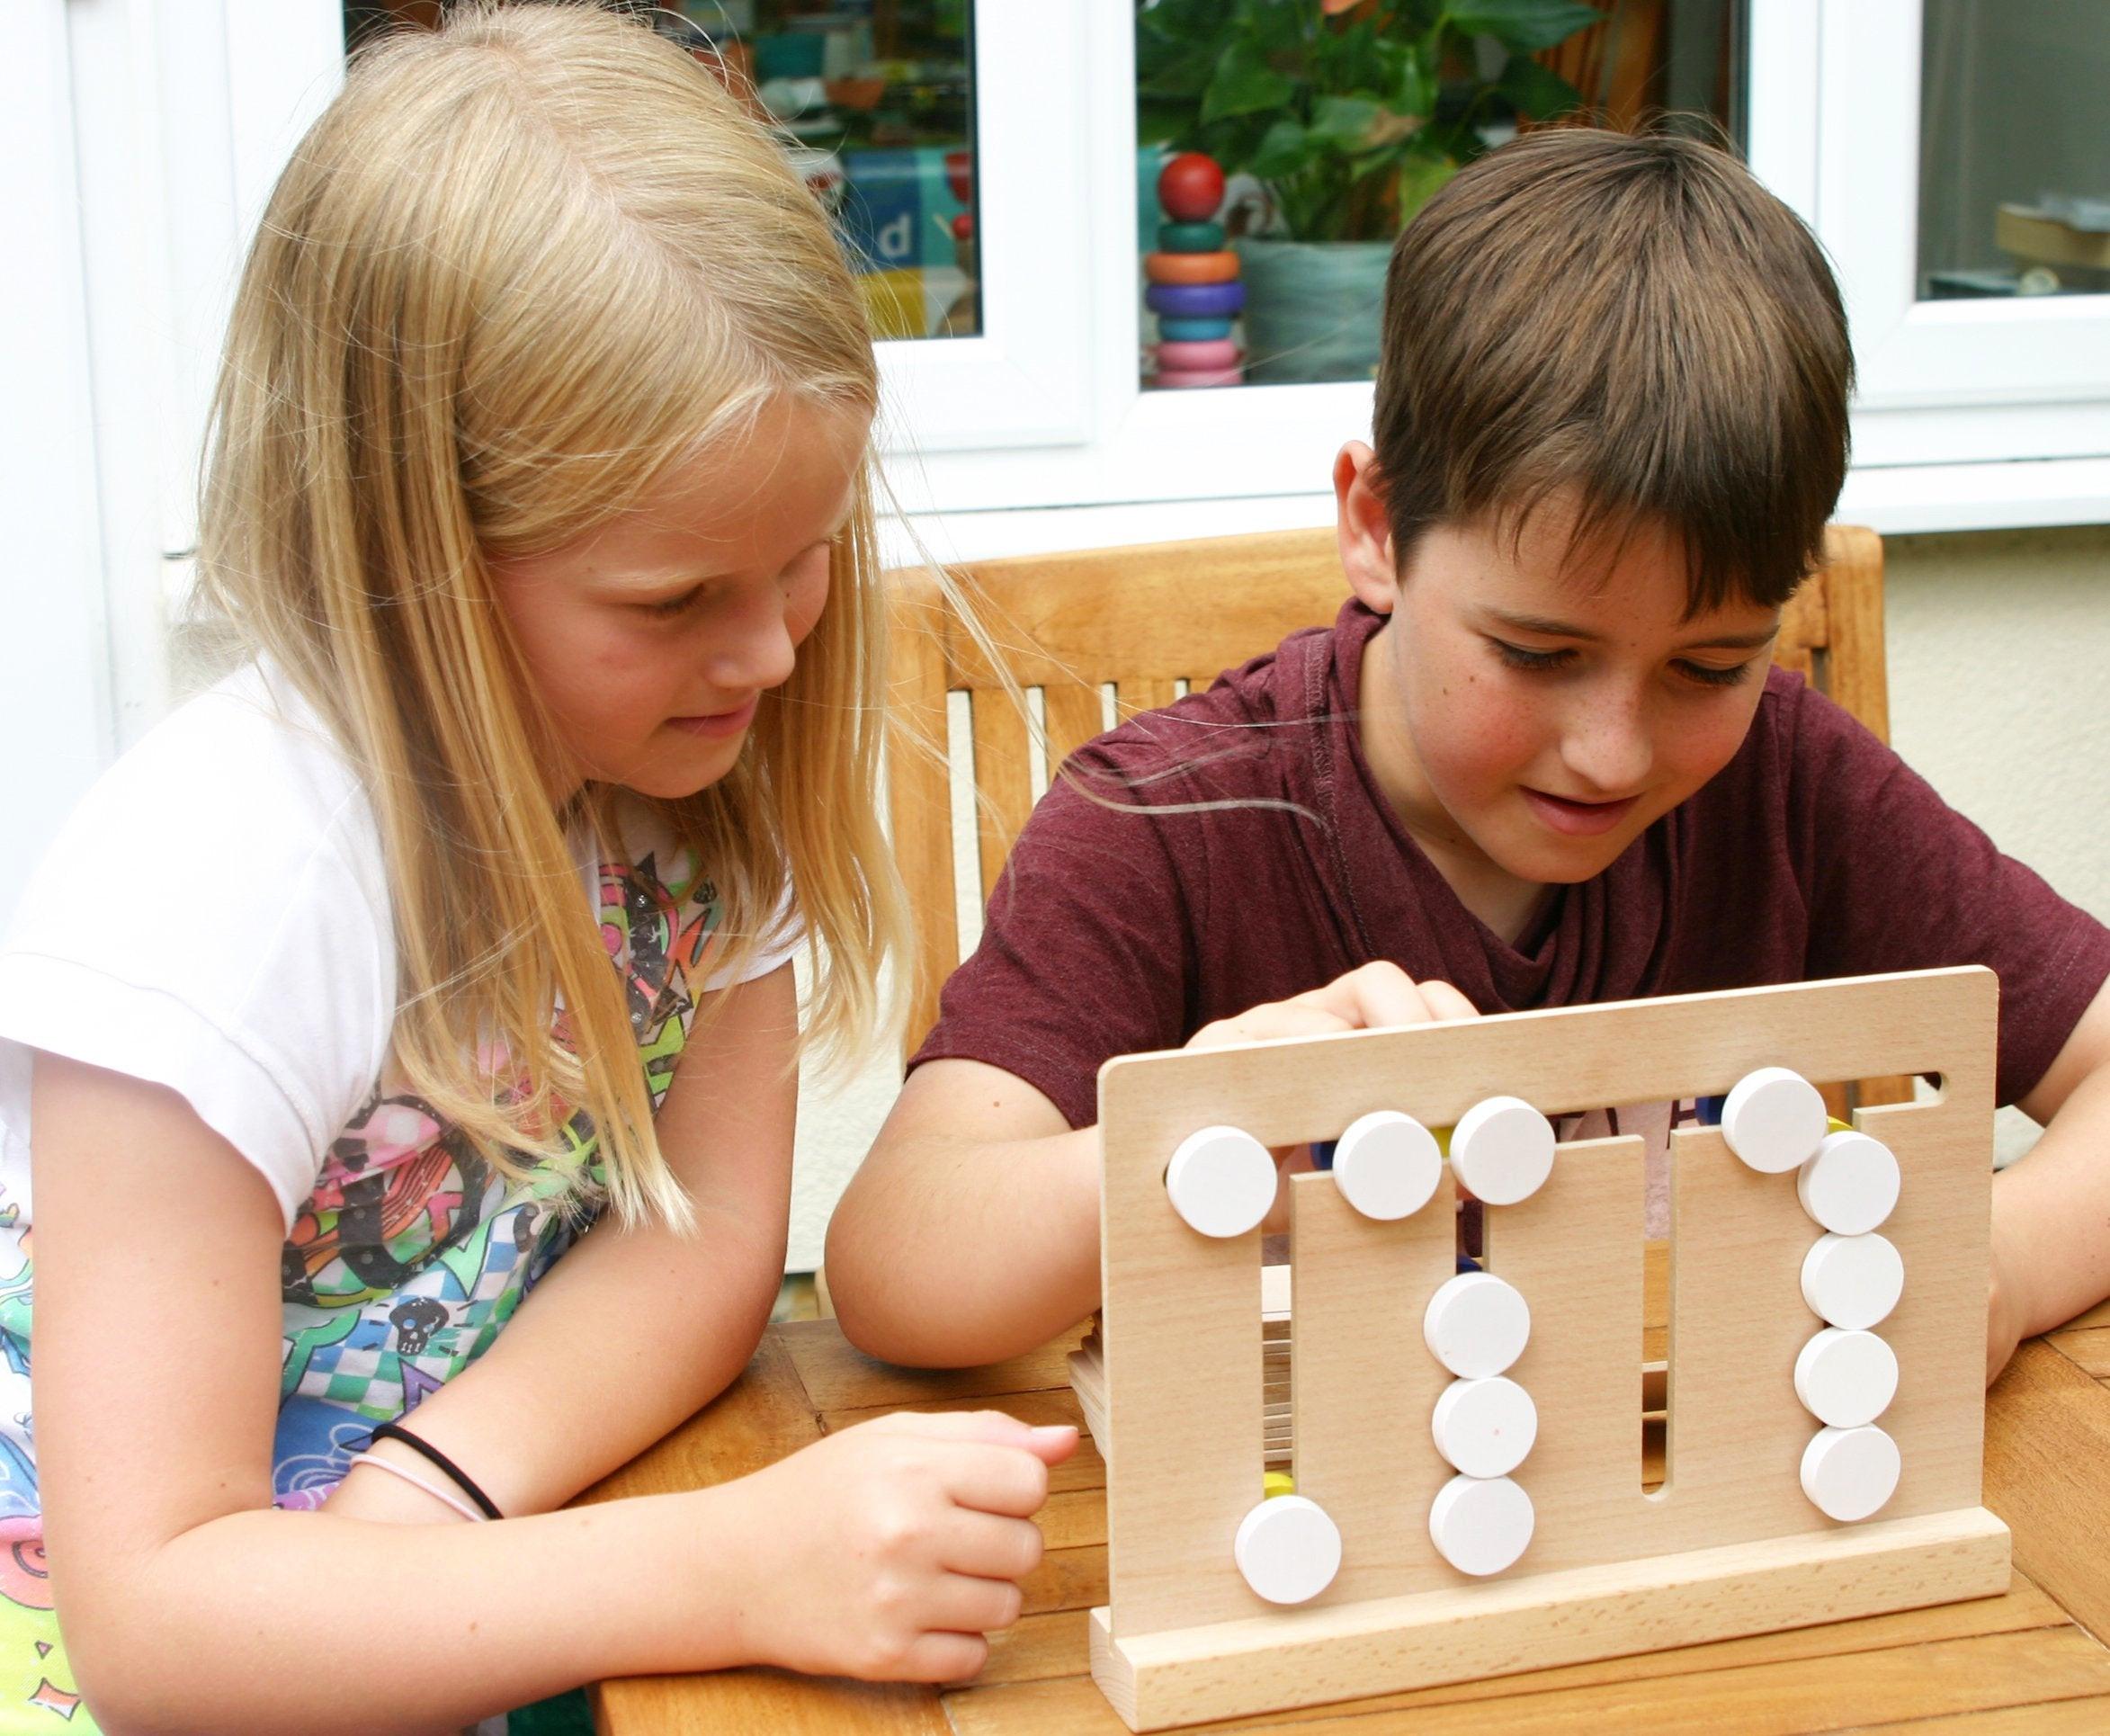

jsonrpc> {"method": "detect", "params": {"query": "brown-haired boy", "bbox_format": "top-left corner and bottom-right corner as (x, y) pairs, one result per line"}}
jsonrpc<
(827, 130), (2110, 1383)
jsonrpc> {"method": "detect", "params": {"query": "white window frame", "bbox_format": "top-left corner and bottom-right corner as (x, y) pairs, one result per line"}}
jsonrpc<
(1748, 0), (2110, 518)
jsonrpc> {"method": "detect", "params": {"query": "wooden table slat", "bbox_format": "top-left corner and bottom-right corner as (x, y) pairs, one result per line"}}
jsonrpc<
(780, 1317), (1086, 1411)
(2045, 1324), (2110, 1380)
(943, 1572), (2066, 1733)
(1985, 1338), (2110, 1643)
(590, 1316), (2110, 1734)
(945, 1626), (2110, 1736)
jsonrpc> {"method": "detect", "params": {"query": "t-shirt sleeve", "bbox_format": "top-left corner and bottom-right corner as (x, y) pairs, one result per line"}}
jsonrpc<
(1790, 683), (2110, 1106)
(0, 682), (394, 1230)
(909, 763), (1201, 1130)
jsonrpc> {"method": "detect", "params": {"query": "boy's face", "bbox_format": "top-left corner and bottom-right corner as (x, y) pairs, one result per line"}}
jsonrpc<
(1336, 446), (1781, 923)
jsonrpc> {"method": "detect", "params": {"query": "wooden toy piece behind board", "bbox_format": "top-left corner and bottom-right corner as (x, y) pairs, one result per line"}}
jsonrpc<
(1078, 967), (2010, 1732)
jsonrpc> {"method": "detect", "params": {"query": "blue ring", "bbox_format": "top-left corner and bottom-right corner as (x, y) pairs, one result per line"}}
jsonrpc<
(1157, 316), (1235, 342)
(1146, 280), (1246, 318)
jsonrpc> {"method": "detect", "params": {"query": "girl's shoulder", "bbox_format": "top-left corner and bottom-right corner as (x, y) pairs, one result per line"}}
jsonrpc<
(0, 660), (398, 1222)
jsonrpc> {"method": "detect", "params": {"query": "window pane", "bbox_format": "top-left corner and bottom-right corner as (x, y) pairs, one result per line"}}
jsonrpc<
(1135, 0), (1745, 389)
(342, 2), (979, 340)
(1918, 0), (2110, 302)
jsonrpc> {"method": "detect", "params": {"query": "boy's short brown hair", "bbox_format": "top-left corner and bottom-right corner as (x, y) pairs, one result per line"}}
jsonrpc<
(1372, 128), (1852, 613)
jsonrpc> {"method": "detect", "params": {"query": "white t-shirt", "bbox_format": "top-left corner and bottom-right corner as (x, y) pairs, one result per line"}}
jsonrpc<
(0, 659), (795, 1523)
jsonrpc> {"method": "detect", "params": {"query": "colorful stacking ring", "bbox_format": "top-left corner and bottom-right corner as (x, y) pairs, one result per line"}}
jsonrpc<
(1156, 337), (1241, 369)
(1157, 316), (1235, 342)
(1144, 250), (1240, 285)
(1146, 280), (1245, 318)
(1158, 219), (1226, 253)
(1154, 365), (1244, 388)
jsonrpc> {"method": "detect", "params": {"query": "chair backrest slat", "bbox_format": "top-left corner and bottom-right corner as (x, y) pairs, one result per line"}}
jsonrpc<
(886, 524), (1887, 1065)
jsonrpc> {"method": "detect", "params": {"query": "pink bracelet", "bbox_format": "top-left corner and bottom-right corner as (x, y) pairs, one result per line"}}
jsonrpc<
(345, 1452), (486, 1523)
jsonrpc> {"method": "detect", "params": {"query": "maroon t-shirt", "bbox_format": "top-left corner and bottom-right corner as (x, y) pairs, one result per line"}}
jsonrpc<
(914, 600), (2110, 1126)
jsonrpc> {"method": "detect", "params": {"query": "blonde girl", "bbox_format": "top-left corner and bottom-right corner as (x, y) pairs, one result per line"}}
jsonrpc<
(0, 6), (1071, 1731)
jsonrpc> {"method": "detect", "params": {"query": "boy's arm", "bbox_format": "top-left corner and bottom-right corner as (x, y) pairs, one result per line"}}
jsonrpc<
(828, 965), (1476, 1369)
(331, 962), (800, 1523)
(1989, 973), (2110, 1380)
(827, 1059), (1102, 1369)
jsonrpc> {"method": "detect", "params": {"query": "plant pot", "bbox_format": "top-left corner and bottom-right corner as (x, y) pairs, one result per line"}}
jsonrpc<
(1234, 237), (1393, 386)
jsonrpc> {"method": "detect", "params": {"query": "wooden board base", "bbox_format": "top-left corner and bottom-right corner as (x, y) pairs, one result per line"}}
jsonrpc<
(1088, 1505), (2010, 1732)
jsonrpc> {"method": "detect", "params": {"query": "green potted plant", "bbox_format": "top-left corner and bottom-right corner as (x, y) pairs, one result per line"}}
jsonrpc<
(1138, 0), (1603, 382)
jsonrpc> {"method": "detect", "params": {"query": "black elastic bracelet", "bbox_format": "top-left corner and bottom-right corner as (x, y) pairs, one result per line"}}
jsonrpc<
(369, 1419), (504, 1520)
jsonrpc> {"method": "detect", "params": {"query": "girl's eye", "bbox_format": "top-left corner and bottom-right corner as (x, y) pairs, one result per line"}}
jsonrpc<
(1675, 658), (1757, 689)
(1491, 639), (1577, 674)
(641, 586), (705, 619)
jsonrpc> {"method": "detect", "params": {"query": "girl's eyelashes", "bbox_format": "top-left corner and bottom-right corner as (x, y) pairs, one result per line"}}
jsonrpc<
(640, 585), (706, 619)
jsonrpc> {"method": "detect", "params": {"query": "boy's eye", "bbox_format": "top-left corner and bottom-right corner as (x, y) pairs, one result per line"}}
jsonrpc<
(1490, 639), (1577, 674)
(1675, 658), (1757, 689)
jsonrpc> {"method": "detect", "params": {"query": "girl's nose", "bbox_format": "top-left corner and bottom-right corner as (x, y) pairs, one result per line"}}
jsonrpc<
(707, 595), (799, 693)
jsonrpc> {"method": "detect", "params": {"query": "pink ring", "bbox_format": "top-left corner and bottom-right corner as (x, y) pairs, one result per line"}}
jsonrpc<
(1157, 338), (1242, 369)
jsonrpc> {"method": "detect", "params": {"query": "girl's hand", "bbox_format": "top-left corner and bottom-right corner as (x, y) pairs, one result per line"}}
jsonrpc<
(711, 1409), (1077, 1683)
(1185, 963), (1480, 1230)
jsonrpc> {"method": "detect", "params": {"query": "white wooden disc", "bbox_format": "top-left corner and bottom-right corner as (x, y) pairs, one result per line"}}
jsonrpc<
(1331, 1111), (1443, 1221)
(1422, 1272), (1531, 1378)
(1233, 1493), (1341, 1605)
(1797, 1131), (1901, 1235)
(1431, 1376), (1538, 1478)
(1793, 1327), (1900, 1427)
(1448, 1096), (1555, 1205)
(1164, 1125), (1276, 1238)
(1427, 1473), (1534, 1577)
(1720, 1067), (1829, 1173)
(1800, 1423), (1901, 1522)
(1801, 1231), (1905, 1330)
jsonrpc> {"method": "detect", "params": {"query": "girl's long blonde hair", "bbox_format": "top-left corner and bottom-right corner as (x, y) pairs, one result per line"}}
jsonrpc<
(193, 1), (907, 1227)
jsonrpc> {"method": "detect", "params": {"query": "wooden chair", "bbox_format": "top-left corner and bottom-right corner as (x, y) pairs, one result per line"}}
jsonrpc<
(885, 523), (1899, 1110)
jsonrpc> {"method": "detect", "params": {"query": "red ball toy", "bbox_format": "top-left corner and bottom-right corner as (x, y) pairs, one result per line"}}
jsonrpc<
(1158, 152), (1226, 223)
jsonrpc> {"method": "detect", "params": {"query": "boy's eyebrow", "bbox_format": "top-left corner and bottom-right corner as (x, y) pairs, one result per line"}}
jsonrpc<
(1486, 609), (1781, 651)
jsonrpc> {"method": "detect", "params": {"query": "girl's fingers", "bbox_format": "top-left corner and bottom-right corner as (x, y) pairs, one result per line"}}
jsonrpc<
(1189, 1003), (1354, 1050)
(897, 1628), (991, 1684)
(919, 1566), (1027, 1636)
(934, 1442), (1053, 1520)
(938, 1508), (1046, 1582)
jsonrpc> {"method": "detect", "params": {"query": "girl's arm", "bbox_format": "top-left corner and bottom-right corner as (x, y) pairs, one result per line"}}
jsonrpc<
(1990, 975), (2110, 1380)
(37, 1040), (1071, 1734)
(332, 963), (800, 1522)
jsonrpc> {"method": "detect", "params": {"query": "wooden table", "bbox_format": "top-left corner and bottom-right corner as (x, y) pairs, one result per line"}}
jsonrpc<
(581, 1274), (2110, 1734)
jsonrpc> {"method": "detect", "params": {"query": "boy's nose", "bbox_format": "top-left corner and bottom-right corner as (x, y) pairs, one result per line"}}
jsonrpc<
(1560, 700), (1654, 795)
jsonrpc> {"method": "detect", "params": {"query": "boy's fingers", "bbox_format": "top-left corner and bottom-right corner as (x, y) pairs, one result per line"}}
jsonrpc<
(1189, 1003), (1353, 1049)
(1417, 979), (1480, 1023)
(866, 1409), (1056, 1450)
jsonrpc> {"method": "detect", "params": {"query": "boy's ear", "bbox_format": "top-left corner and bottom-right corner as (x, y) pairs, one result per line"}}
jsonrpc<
(1334, 442), (1401, 614)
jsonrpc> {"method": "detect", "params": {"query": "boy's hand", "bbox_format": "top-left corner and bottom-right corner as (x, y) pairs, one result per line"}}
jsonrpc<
(1184, 962), (1478, 1051)
(1184, 963), (1480, 1230)
(711, 1409), (1077, 1683)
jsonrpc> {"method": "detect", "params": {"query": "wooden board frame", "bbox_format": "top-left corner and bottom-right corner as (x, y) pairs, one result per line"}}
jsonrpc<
(1087, 968), (2010, 1731)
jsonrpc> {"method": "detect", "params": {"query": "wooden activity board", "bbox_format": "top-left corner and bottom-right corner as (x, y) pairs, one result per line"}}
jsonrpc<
(1079, 968), (2010, 1731)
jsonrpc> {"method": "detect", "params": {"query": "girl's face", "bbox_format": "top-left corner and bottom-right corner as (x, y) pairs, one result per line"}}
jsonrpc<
(1337, 445), (1780, 930)
(491, 397), (867, 801)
